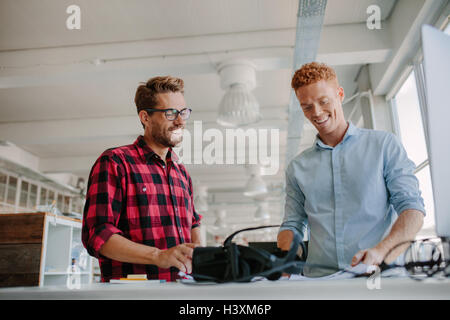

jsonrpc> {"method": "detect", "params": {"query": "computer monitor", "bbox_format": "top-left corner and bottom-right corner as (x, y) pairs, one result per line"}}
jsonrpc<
(421, 25), (450, 238)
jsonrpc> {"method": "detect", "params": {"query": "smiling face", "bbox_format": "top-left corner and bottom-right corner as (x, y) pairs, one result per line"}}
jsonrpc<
(139, 91), (186, 148)
(295, 79), (347, 141)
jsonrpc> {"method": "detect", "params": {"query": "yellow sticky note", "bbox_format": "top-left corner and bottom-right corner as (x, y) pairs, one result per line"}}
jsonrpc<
(126, 274), (148, 280)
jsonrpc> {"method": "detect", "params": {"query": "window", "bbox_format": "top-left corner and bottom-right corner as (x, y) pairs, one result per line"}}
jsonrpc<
(40, 187), (48, 206)
(0, 173), (6, 203)
(0, 170), (83, 214)
(6, 176), (17, 206)
(29, 184), (38, 209)
(47, 190), (55, 205)
(394, 71), (428, 165)
(393, 70), (435, 236)
(57, 194), (63, 211)
(19, 180), (29, 208)
(72, 197), (84, 214)
(64, 196), (71, 213)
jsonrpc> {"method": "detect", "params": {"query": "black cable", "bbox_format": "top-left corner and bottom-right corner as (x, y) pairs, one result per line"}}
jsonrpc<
(184, 231), (449, 285)
(375, 237), (450, 280)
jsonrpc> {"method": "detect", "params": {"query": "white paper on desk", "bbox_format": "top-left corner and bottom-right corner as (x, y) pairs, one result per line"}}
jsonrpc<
(288, 263), (372, 281)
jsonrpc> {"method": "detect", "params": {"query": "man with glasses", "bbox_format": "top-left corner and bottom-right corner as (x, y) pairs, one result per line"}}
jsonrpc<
(82, 76), (202, 282)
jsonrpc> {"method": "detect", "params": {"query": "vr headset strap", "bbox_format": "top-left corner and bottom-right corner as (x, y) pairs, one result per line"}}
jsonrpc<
(223, 225), (281, 246)
(224, 225), (302, 282)
(190, 225), (304, 283)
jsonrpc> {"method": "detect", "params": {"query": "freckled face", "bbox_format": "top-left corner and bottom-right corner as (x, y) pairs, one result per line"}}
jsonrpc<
(295, 80), (346, 137)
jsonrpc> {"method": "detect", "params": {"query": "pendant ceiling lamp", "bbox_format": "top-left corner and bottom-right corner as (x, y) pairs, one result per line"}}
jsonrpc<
(194, 185), (208, 213)
(217, 59), (261, 127)
(243, 165), (268, 197)
(254, 201), (270, 221)
(214, 209), (228, 228)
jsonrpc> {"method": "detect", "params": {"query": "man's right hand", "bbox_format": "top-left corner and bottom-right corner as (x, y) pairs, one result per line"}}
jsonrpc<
(277, 230), (303, 277)
(277, 230), (303, 257)
(156, 243), (197, 274)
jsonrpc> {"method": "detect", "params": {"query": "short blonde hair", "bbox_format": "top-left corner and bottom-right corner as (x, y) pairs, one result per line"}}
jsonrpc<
(291, 62), (337, 91)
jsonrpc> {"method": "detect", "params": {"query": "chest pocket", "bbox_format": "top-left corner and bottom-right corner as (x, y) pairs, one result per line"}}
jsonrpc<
(126, 181), (161, 228)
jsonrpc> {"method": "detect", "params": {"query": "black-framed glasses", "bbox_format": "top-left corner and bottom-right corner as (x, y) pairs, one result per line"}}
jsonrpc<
(141, 108), (192, 121)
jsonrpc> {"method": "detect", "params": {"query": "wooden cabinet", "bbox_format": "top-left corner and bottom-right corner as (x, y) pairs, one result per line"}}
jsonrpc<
(0, 212), (93, 287)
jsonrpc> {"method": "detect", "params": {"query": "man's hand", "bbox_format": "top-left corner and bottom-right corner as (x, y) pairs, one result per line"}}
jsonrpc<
(156, 243), (197, 274)
(277, 230), (303, 257)
(352, 210), (424, 267)
(277, 230), (304, 277)
(351, 246), (386, 267)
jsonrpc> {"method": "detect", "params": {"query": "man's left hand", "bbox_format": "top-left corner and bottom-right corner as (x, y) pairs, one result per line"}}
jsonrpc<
(351, 246), (386, 267)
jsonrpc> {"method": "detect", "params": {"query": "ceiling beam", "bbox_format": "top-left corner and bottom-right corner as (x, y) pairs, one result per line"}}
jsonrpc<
(0, 23), (392, 88)
(37, 144), (297, 175)
(0, 107), (289, 145)
(286, 0), (327, 166)
(38, 157), (288, 190)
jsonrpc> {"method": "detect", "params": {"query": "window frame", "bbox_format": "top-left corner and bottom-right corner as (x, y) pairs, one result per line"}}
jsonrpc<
(386, 18), (450, 236)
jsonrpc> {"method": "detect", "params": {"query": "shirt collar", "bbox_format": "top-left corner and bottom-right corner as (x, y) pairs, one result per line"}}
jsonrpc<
(315, 122), (358, 150)
(134, 135), (179, 163)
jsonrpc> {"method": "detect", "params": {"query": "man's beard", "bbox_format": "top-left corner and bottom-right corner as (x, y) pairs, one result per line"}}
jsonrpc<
(151, 124), (184, 148)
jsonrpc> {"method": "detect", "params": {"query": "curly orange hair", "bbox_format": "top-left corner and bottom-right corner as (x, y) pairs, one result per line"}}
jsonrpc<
(291, 62), (337, 91)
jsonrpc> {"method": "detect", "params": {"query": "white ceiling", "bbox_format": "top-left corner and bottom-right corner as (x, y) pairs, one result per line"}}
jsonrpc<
(1, 0), (433, 233)
(0, 0), (395, 50)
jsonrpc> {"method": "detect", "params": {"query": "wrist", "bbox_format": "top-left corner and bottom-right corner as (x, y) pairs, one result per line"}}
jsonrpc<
(374, 241), (390, 259)
(146, 246), (162, 266)
(277, 230), (294, 250)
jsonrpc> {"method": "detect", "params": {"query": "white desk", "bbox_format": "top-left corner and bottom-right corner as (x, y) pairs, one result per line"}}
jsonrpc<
(0, 277), (449, 300)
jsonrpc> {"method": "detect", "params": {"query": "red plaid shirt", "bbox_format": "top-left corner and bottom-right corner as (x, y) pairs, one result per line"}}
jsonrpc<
(82, 135), (201, 282)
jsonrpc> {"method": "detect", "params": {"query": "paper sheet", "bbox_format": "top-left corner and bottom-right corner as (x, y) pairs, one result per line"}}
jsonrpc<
(287, 263), (372, 281)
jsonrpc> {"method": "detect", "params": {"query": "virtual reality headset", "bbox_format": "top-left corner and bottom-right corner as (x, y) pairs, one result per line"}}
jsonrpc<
(191, 225), (304, 283)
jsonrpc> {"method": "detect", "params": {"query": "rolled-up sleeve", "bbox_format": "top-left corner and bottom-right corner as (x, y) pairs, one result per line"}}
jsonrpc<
(279, 162), (308, 241)
(82, 151), (125, 258)
(188, 175), (202, 229)
(383, 134), (426, 216)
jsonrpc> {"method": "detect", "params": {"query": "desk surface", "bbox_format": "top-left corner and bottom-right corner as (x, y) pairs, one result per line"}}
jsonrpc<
(0, 277), (449, 300)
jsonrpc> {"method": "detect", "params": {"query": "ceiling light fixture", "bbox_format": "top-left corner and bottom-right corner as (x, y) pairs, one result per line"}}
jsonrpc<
(243, 165), (268, 197)
(0, 140), (12, 147)
(194, 185), (209, 213)
(217, 59), (261, 127)
(254, 201), (270, 221)
(214, 209), (228, 229)
(91, 58), (105, 66)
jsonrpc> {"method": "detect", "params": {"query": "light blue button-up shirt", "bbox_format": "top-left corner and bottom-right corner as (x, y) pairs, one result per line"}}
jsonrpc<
(280, 122), (425, 277)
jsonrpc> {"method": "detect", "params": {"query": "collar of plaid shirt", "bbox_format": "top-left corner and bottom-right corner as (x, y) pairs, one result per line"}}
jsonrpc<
(82, 135), (201, 283)
(135, 134), (180, 164)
